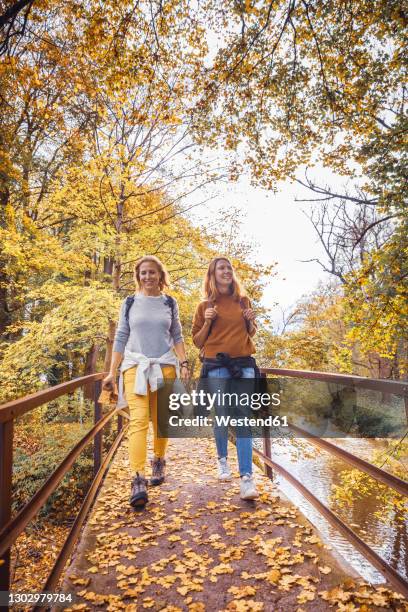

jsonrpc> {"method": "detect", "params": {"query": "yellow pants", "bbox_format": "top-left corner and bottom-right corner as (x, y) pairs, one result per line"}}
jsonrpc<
(124, 365), (175, 475)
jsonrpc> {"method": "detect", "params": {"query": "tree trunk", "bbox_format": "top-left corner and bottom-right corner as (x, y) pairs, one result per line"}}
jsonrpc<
(103, 320), (116, 372)
(0, 271), (9, 334)
(83, 343), (100, 399)
(103, 257), (113, 275)
(104, 252), (122, 370)
(0, 165), (10, 334)
(103, 186), (125, 371)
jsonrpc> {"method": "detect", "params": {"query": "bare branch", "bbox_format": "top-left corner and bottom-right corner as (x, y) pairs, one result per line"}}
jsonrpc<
(353, 214), (397, 248)
(0, 0), (34, 55)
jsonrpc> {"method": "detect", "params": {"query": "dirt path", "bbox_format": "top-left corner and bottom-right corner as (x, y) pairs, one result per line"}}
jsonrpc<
(60, 436), (407, 611)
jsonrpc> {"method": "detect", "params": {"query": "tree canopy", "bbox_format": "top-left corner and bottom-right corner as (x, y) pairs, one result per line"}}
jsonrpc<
(0, 0), (406, 401)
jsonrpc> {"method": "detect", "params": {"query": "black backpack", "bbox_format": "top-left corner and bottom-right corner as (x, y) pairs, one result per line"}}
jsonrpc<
(124, 294), (176, 324)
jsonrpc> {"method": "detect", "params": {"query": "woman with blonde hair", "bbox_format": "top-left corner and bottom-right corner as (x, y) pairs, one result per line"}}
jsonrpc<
(192, 257), (258, 500)
(103, 255), (189, 510)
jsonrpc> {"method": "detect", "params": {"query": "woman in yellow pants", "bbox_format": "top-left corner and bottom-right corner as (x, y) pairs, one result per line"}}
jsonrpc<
(103, 255), (189, 509)
(123, 364), (176, 480)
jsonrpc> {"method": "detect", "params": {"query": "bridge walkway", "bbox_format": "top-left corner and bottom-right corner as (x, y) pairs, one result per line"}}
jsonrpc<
(59, 436), (404, 611)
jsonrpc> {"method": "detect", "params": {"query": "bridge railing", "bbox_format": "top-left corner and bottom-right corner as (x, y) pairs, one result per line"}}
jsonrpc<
(0, 373), (128, 601)
(0, 368), (407, 601)
(257, 367), (408, 598)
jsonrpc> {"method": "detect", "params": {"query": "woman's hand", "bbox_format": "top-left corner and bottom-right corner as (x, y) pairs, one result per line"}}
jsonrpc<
(242, 308), (256, 322)
(204, 307), (217, 321)
(180, 364), (190, 381)
(102, 373), (115, 390)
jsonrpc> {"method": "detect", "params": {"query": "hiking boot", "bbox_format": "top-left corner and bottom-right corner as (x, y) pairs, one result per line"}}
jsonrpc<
(240, 474), (258, 500)
(130, 473), (148, 509)
(150, 457), (166, 486)
(218, 457), (232, 481)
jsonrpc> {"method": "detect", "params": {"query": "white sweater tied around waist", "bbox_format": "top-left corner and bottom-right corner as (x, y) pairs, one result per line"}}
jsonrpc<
(117, 348), (180, 408)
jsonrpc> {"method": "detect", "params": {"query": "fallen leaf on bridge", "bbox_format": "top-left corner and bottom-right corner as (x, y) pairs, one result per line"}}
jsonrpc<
(297, 589), (316, 604)
(116, 564), (139, 576)
(69, 575), (91, 587)
(265, 569), (281, 584)
(228, 585), (257, 599)
(224, 600), (264, 611)
(187, 603), (205, 611)
(211, 563), (234, 575)
(319, 586), (353, 603)
(123, 587), (143, 597)
(220, 545), (245, 561)
(142, 597), (155, 608)
(304, 535), (321, 544)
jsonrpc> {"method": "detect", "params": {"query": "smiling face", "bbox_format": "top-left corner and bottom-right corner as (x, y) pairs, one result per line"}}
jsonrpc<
(214, 258), (234, 289)
(204, 256), (244, 301)
(138, 261), (161, 293)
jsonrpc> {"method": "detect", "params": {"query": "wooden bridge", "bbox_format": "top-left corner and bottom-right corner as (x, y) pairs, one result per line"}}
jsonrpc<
(1, 369), (407, 611)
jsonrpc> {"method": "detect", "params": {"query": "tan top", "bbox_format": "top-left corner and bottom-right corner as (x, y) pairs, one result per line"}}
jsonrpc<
(192, 295), (256, 359)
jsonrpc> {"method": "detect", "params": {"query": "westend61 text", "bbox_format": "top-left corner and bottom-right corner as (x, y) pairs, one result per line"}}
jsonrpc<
(168, 414), (288, 427)
(168, 390), (281, 411)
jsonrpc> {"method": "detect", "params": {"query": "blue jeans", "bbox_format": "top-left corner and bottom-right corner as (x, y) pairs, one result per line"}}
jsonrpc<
(207, 366), (254, 476)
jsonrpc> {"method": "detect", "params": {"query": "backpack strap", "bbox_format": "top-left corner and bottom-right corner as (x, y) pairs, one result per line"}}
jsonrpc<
(239, 296), (252, 331)
(124, 294), (175, 323)
(199, 300), (214, 362)
(164, 294), (176, 321)
(125, 296), (135, 322)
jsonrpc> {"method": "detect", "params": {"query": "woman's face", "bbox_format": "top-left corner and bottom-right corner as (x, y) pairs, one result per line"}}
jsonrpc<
(138, 261), (161, 292)
(214, 259), (233, 288)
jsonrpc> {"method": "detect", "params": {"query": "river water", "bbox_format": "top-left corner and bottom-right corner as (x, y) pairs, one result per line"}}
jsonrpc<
(251, 377), (408, 583)
(253, 435), (408, 583)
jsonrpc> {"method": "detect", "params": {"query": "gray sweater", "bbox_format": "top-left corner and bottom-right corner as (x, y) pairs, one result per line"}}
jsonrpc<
(112, 294), (183, 357)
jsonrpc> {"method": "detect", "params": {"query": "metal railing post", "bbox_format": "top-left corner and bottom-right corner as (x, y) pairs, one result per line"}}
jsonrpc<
(260, 373), (273, 480)
(262, 426), (273, 480)
(116, 372), (123, 434)
(0, 419), (13, 595)
(117, 412), (123, 434)
(93, 380), (102, 476)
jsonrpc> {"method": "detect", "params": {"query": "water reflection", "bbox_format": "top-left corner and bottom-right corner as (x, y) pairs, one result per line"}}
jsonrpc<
(254, 437), (408, 583)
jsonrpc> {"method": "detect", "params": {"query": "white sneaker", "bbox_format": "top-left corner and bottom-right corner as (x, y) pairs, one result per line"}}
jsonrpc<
(217, 457), (232, 481)
(240, 474), (258, 500)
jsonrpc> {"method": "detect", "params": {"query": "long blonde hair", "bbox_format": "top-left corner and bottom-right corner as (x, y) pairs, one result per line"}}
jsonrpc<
(203, 257), (246, 302)
(134, 255), (170, 291)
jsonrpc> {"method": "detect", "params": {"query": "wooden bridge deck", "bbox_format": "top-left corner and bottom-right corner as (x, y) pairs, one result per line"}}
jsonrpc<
(59, 437), (406, 611)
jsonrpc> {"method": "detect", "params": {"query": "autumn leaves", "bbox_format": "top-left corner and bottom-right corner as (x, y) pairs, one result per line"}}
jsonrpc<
(62, 438), (406, 611)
